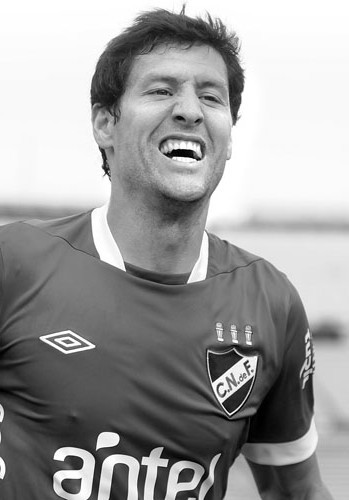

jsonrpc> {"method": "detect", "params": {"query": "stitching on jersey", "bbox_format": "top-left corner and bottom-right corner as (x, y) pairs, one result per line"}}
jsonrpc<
(18, 221), (266, 280)
(19, 220), (96, 259)
(19, 221), (265, 278)
(212, 257), (264, 278)
(283, 286), (305, 359)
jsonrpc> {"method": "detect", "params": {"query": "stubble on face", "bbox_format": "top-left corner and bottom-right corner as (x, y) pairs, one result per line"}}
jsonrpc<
(108, 43), (233, 219)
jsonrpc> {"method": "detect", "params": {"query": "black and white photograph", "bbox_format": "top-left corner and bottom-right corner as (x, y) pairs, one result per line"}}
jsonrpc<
(0, 1), (348, 498)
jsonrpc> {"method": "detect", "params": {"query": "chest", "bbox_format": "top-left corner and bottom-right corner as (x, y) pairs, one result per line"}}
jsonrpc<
(0, 258), (286, 459)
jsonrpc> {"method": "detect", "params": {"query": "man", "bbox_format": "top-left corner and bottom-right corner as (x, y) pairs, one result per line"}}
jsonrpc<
(0, 7), (333, 499)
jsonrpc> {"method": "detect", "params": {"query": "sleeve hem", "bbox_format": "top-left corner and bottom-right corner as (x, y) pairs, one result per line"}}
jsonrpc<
(241, 418), (318, 466)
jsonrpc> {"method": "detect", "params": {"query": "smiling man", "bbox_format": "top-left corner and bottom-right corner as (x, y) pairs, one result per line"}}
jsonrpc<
(92, 41), (233, 274)
(0, 7), (333, 500)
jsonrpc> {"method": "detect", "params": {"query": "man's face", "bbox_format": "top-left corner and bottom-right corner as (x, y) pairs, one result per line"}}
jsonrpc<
(107, 43), (233, 205)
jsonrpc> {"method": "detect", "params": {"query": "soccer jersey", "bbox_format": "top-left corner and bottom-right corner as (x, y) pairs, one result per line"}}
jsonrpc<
(0, 207), (317, 499)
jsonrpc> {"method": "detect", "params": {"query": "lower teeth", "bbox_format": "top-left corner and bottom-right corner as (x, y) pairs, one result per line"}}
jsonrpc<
(171, 156), (197, 163)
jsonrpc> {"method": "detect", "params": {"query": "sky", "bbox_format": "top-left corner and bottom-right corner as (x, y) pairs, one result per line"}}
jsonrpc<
(0, 0), (348, 224)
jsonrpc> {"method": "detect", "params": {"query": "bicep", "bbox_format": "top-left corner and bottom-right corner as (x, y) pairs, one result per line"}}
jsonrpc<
(242, 286), (317, 465)
(246, 453), (333, 500)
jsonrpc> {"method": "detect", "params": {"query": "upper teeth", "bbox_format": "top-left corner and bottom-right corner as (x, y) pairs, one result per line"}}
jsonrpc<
(160, 140), (203, 159)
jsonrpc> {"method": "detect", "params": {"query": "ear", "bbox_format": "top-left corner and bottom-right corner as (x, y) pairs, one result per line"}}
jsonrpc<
(91, 104), (116, 149)
(226, 130), (233, 161)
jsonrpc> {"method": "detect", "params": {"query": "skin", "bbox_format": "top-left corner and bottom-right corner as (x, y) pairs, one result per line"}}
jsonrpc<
(247, 454), (333, 499)
(92, 42), (333, 499)
(92, 43), (232, 273)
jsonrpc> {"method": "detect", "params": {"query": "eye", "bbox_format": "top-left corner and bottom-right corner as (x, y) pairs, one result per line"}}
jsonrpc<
(200, 94), (222, 104)
(149, 88), (173, 96)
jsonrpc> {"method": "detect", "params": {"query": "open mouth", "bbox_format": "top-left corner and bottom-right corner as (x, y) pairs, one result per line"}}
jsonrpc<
(159, 139), (203, 163)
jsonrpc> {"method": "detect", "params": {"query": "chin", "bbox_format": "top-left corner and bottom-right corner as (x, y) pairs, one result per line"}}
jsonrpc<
(160, 187), (210, 209)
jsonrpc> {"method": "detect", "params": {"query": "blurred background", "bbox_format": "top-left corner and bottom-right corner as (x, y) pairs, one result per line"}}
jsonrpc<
(1, 0), (348, 497)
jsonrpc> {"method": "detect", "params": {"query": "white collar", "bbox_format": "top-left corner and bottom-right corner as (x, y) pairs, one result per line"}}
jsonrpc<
(91, 204), (208, 283)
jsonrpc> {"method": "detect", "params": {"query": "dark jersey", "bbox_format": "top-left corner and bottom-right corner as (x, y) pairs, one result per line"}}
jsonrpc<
(0, 207), (317, 499)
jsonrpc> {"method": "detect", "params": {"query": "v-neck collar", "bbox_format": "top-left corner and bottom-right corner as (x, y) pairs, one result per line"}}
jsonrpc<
(91, 204), (208, 283)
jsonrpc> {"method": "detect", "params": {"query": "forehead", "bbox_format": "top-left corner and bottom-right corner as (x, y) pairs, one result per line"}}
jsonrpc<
(127, 43), (229, 88)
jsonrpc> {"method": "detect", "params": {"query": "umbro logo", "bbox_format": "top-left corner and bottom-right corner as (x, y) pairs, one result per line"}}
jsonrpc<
(39, 330), (96, 354)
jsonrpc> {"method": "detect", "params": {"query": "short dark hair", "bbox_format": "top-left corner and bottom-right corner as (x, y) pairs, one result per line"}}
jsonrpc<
(91, 7), (244, 178)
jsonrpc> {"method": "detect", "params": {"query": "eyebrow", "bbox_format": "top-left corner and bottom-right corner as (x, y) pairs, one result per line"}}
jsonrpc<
(142, 75), (180, 86)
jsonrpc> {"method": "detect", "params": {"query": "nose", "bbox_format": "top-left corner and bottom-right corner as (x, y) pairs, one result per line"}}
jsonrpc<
(172, 90), (204, 126)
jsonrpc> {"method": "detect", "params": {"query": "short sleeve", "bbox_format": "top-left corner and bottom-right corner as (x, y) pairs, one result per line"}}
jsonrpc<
(242, 284), (318, 465)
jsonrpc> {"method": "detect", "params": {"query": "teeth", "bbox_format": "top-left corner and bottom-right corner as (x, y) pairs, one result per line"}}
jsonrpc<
(162, 143), (170, 155)
(160, 139), (203, 159)
(171, 156), (196, 163)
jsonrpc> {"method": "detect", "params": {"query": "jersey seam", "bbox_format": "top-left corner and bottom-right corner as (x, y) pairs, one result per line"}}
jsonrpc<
(20, 221), (265, 278)
(18, 221), (267, 280)
(210, 257), (264, 278)
(283, 288), (301, 359)
(19, 220), (96, 259)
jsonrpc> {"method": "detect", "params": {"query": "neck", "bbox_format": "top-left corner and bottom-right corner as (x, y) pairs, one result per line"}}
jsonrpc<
(107, 193), (209, 274)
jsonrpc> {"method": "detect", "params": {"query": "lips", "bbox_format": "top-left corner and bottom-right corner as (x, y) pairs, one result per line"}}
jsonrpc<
(159, 139), (203, 162)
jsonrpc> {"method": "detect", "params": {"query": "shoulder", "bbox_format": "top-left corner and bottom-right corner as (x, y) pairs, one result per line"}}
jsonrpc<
(0, 211), (97, 266)
(207, 231), (263, 271)
(206, 231), (304, 321)
(207, 231), (295, 292)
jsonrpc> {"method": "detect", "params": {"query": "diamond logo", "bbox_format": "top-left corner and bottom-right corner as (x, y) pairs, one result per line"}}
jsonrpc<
(39, 330), (95, 354)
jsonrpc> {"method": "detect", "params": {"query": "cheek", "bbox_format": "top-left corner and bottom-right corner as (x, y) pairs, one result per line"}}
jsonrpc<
(220, 119), (233, 160)
(215, 125), (232, 162)
(226, 133), (233, 160)
(212, 113), (232, 141)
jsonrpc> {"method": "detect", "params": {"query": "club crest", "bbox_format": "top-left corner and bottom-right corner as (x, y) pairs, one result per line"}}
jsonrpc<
(207, 347), (258, 418)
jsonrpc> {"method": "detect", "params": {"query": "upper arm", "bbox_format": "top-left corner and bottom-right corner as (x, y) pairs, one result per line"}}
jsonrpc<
(242, 285), (317, 465)
(246, 452), (333, 500)
(239, 283), (333, 498)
